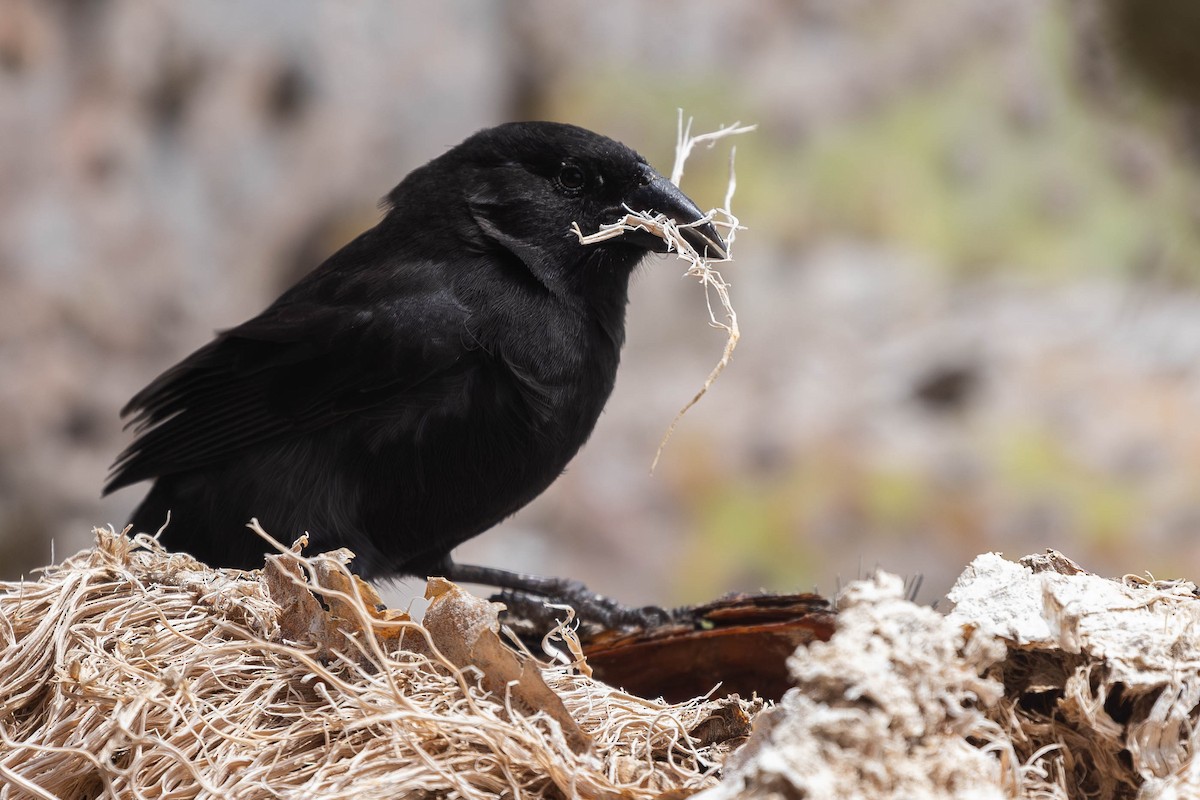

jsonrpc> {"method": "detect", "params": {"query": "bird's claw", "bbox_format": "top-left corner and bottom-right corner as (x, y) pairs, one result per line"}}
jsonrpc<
(496, 586), (674, 631)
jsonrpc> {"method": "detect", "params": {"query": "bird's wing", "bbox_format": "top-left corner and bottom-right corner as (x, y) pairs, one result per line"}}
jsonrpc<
(105, 290), (470, 493)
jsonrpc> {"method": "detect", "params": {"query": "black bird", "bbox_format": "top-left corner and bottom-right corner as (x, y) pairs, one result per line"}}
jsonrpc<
(105, 122), (724, 608)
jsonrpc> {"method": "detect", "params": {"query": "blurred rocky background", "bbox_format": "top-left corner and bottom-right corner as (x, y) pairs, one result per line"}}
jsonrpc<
(4, 0), (1200, 606)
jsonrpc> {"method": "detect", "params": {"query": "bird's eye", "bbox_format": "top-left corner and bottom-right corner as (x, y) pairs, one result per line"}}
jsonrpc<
(557, 163), (587, 192)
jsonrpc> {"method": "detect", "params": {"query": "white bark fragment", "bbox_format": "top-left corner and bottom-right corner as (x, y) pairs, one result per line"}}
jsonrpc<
(696, 571), (1055, 800)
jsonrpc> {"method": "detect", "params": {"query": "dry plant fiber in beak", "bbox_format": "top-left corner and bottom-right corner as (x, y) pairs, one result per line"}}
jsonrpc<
(572, 113), (755, 471)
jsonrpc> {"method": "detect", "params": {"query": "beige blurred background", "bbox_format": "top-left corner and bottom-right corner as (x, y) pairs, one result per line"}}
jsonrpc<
(4, 0), (1200, 607)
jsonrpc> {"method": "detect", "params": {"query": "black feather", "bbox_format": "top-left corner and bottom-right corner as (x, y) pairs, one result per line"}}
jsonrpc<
(107, 122), (721, 578)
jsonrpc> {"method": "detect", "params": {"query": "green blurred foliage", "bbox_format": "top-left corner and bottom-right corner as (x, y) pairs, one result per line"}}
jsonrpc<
(993, 426), (1141, 548)
(538, 1), (1200, 599)
(665, 423), (1149, 604)
(556, 4), (1200, 284)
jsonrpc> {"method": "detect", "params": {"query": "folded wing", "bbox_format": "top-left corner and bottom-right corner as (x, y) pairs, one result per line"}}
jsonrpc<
(105, 291), (470, 493)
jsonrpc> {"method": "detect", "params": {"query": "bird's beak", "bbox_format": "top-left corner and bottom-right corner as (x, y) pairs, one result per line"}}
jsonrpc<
(624, 164), (729, 260)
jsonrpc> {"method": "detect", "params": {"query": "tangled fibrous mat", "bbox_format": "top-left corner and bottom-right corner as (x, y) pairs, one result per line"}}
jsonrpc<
(3, 530), (1200, 799)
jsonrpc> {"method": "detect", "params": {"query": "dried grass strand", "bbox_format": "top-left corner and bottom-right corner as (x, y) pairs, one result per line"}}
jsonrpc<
(572, 113), (755, 472)
(0, 528), (738, 799)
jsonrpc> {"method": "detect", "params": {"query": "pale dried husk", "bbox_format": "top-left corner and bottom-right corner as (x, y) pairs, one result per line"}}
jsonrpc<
(704, 552), (1200, 799)
(6, 532), (1200, 799)
(0, 527), (742, 799)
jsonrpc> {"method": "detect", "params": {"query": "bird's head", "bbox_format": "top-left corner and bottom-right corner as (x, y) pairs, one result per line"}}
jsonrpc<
(390, 122), (725, 299)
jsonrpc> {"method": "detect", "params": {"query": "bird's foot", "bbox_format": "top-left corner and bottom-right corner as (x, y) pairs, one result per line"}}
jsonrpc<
(435, 560), (672, 630)
(497, 585), (673, 631)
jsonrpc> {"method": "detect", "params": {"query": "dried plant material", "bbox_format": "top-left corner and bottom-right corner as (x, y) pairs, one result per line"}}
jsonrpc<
(695, 571), (1065, 800)
(423, 577), (592, 755)
(691, 553), (1200, 798)
(581, 592), (835, 704)
(262, 532), (417, 661)
(572, 113), (755, 471)
(0, 527), (749, 799)
(11, 526), (1197, 798)
(948, 551), (1200, 797)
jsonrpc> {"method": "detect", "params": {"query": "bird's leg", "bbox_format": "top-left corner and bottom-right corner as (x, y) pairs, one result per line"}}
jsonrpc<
(434, 561), (672, 629)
